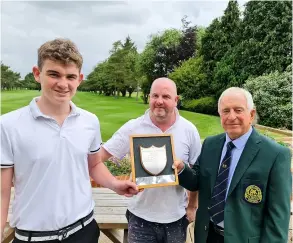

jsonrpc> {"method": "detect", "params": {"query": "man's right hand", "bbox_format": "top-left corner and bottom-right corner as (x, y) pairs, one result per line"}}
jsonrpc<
(112, 179), (139, 197)
(128, 173), (144, 193)
(172, 159), (185, 173)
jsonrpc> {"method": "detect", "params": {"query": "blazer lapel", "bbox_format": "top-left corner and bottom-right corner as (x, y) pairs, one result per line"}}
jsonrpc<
(208, 134), (226, 195)
(227, 129), (261, 197)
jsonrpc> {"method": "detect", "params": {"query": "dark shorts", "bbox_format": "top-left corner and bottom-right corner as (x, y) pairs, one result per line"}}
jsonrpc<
(126, 210), (189, 243)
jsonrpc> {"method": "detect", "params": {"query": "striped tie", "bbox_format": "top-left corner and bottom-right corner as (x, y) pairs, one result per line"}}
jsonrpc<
(209, 141), (235, 224)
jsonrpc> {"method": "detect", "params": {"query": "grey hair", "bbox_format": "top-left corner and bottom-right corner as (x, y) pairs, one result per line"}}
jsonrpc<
(218, 87), (255, 112)
(218, 87), (258, 125)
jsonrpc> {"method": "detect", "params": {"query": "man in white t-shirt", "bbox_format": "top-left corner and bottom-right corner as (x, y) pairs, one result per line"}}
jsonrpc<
(1, 38), (138, 243)
(99, 77), (202, 243)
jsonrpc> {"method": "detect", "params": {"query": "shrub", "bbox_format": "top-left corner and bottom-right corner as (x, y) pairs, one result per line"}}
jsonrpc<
(182, 96), (218, 115)
(168, 56), (210, 99)
(244, 67), (292, 130)
(105, 154), (131, 176)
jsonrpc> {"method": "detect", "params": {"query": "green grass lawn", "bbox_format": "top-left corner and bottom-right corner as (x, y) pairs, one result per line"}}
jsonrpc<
(1, 90), (223, 140)
(0, 90), (282, 141)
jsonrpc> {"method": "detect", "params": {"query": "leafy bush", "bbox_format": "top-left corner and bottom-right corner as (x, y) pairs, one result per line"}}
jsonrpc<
(244, 67), (292, 130)
(169, 56), (210, 99)
(105, 154), (131, 176)
(182, 96), (218, 115)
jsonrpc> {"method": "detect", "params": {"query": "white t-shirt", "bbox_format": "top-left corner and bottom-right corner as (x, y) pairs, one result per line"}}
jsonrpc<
(103, 109), (201, 223)
(1, 97), (102, 231)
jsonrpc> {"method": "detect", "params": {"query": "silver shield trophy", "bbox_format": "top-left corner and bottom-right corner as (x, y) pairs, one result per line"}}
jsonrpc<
(140, 145), (167, 175)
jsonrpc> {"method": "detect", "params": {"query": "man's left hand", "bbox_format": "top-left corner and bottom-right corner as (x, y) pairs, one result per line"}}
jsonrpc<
(112, 180), (139, 197)
(186, 206), (196, 223)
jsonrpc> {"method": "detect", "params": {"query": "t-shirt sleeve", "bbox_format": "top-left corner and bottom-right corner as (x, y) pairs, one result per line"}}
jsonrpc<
(88, 116), (103, 154)
(1, 120), (14, 168)
(103, 120), (134, 159)
(188, 126), (202, 166)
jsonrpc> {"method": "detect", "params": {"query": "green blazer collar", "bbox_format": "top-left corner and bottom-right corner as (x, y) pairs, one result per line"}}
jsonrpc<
(227, 128), (262, 196)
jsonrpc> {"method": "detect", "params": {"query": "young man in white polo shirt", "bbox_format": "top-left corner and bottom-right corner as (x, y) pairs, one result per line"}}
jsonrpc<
(1, 38), (138, 243)
(98, 78), (202, 243)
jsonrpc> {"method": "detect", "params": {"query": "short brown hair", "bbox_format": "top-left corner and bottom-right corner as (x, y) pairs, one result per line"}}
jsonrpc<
(37, 38), (83, 71)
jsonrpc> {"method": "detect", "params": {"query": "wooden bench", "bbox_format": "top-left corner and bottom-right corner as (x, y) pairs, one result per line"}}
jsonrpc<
(4, 188), (130, 243)
(93, 188), (129, 243)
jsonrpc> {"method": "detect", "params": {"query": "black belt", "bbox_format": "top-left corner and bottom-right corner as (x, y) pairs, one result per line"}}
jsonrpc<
(15, 210), (94, 242)
(210, 221), (224, 236)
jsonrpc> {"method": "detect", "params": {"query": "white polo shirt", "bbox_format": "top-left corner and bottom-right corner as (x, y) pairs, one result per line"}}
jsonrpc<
(1, 97), (102, 231)
(103, 109), (201, 223)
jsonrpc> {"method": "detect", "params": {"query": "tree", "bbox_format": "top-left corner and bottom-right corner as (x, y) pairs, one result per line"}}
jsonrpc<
(1, 63), (21, 90)
(177, 16), (198, 65)
(211, 1), (292, 97)
(220, 0), (241, 48)
(195, 26), (206, 52)
(139, 18), (198, 103)
(107, 40), (126, 97)
(238, 1), (292, 76)
(169, 56), (208, 99)
(121, 36), (139, 97)
(200, 18), (223, 83)
(106, 37), (138, 97)
(89, 60), (115, 95)
(213, 43), (247, 97)
(86, 37), (139, 98)
(23, 72), (41, 90)
(124, 50), (138, 97)
(201, 0), (241, 91)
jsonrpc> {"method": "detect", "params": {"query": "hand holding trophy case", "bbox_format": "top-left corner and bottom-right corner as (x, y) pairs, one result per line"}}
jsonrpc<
(129, 134), (179, 189)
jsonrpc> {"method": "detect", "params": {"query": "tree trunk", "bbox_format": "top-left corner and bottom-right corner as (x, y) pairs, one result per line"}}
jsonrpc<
(121, 89), (126, 97)
(142, 93), (149, 104)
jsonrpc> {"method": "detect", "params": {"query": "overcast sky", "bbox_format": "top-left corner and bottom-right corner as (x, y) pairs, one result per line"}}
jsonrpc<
(1, 0), (247, 78)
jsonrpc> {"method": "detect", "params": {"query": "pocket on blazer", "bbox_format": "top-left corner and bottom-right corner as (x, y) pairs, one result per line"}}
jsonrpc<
(248, 236), (260, 243)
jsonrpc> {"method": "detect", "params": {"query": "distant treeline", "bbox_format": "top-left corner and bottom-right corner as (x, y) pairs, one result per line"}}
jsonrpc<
(1, 1), (292, 129)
